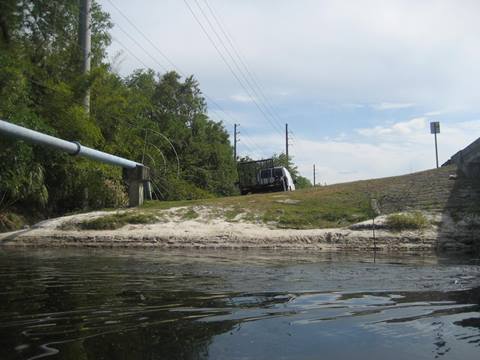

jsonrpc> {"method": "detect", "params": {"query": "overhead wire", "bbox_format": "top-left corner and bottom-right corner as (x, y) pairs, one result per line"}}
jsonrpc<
(191, 0), (284, 135)
(199, 0), (310, 163)
(182, 0), (284, 137)
(200, 0), (313, 166)
(110, 35), (151, 70)
(188, 0), (298, 161)
(24, 2), (271, 163)
(200, 0), (286, 133)
(105, 0), (266, 157)
(105, 0), (179, 71)
(106, 0), (246, 134)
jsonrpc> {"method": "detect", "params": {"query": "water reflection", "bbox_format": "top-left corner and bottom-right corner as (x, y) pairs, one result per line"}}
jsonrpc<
(0, 249), (479, 359)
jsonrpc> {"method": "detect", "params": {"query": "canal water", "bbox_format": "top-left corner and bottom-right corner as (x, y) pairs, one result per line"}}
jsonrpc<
(0, 248), (479, 360)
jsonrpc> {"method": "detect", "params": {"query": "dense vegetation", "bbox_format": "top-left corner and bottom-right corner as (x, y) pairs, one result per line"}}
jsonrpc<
(0, 0), (308, 231)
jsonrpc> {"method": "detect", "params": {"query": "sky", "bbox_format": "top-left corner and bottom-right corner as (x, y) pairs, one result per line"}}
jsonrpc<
(98, 0), (480, 184)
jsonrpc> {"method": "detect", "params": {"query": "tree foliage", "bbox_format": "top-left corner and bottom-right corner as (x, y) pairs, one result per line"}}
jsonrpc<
(0, 0), (238, 219)
(0, 0), (305, 224)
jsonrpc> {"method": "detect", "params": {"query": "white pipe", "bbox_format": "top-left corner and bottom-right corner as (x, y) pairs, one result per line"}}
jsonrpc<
(0, 119), (142, 169)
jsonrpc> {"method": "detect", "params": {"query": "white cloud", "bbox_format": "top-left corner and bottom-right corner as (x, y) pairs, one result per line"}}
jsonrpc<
(245, 118), (480, 184)
(102, 0), (480, 110)
(356, 117), (426, 137)
(342, 103), (366, 109)
(424, 110), (445, 117)
(372, 102), (415, 110)
(100, 0), (480, 185)
(230, 94), (256, 103)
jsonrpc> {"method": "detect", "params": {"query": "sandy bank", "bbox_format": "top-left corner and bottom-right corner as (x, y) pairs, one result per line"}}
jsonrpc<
(0, 208), (459, 251)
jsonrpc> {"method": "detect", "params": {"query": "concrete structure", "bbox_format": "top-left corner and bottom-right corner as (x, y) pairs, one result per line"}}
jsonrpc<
(124, 166), (151, 207)
(444, 137), (480, 178)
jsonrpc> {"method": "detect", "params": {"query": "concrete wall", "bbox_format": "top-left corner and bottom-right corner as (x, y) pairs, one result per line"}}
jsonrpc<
(447, 137), (480, 178)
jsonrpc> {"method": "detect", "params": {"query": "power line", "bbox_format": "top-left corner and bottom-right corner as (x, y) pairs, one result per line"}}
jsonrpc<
(200, 0), (286, 132)
(15, 1), (267, 163)
(113, 33), (261, 159)
(106, 0), (180, 71)
(113, 23), (169, 72)
(183, 0), (283, 137)
(111, 36), (151, 70)
(200, 1), (315, 169)
(239, 127), (265, 156)
(193, 0), (284, 134)
(105, 0), (266, 157)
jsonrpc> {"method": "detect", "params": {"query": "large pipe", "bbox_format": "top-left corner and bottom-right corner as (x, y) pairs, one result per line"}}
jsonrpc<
(0, 119), (142, 169)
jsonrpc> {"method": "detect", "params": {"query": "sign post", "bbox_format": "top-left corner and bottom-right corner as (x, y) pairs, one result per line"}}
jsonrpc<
(430, 121), (440, 168)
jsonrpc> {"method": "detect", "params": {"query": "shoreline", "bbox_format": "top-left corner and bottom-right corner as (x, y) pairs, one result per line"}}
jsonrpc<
(0, 209), (469, 252)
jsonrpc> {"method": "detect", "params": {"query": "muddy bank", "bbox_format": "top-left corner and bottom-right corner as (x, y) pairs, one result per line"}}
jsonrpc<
(0, 209), (476, 251)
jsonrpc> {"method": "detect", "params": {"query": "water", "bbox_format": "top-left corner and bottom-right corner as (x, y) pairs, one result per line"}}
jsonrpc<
(0, 249), (479, 360)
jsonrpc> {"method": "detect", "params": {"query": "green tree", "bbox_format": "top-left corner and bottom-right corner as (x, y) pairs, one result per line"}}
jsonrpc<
(295, 176), (312, 189)
(272, 153), (299, 179)
(0, 0), (240, 231)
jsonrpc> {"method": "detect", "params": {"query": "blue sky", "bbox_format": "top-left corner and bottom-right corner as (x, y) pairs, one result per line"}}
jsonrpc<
(99, 0), (480, 184)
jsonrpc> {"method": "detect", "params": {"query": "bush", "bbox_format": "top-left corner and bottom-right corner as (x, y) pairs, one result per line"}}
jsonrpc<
(386, 212), (428, 231)
(54, 162), (128, 212)
(0, 212), (26, 233)
(158, 176), (214, 201)
(77, 212), (157, 230)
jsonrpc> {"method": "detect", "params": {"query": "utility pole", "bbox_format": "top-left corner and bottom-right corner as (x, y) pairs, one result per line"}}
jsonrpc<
(313, 164), (316, 186)
(79, 0), (91, 114)
(234, 124), (239, 162)
(285, 123), (289, 161)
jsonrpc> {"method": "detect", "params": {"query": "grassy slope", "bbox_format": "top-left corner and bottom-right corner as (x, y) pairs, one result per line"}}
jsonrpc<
(135, 164), (473, 230)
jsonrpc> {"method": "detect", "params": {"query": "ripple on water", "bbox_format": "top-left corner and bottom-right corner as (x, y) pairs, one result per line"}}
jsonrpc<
(0, 248), (479, 360)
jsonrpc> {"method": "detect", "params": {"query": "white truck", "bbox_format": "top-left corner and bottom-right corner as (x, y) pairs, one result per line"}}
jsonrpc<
(237, 159), (295, 195)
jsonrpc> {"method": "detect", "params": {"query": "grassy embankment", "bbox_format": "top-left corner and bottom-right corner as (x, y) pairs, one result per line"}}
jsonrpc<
(76, 165), (472, 231)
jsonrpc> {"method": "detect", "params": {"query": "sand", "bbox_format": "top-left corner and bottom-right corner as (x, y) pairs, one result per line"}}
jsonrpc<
(0, 207), (447, 251)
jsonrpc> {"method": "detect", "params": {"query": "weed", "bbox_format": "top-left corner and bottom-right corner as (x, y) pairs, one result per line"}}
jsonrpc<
(385, 212), (428, 231)
(181, 208), (199, 220)
(0, 212), (25, 233)
(77, 212), (157, 230)
(224, 207), (243, 221)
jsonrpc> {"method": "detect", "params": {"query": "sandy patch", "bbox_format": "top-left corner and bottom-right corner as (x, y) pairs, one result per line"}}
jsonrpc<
(0, 208), (451, 251)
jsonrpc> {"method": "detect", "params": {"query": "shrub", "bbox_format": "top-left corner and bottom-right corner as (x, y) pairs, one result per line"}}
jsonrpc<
(386, 212), (428, 231)
(77, 212), (157, 230)
(181, 208), (199, 220)
(0, 212), (25, 233)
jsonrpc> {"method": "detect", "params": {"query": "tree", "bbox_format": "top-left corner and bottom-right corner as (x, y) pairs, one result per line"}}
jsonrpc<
(0, 0), (240, 230)
(272, 153), (299, 179)
(295, 176), (312, 189)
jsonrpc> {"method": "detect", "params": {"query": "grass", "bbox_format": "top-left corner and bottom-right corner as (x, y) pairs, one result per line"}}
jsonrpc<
(137, 165), (461, 230)
(54, 165), (461, 231)
(385, 212), (429, 231)
(141, 182), (375, 229)
(224, 207), (244, 222)
(180, 208), (199, 220)
(76, 212), (157, 230)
